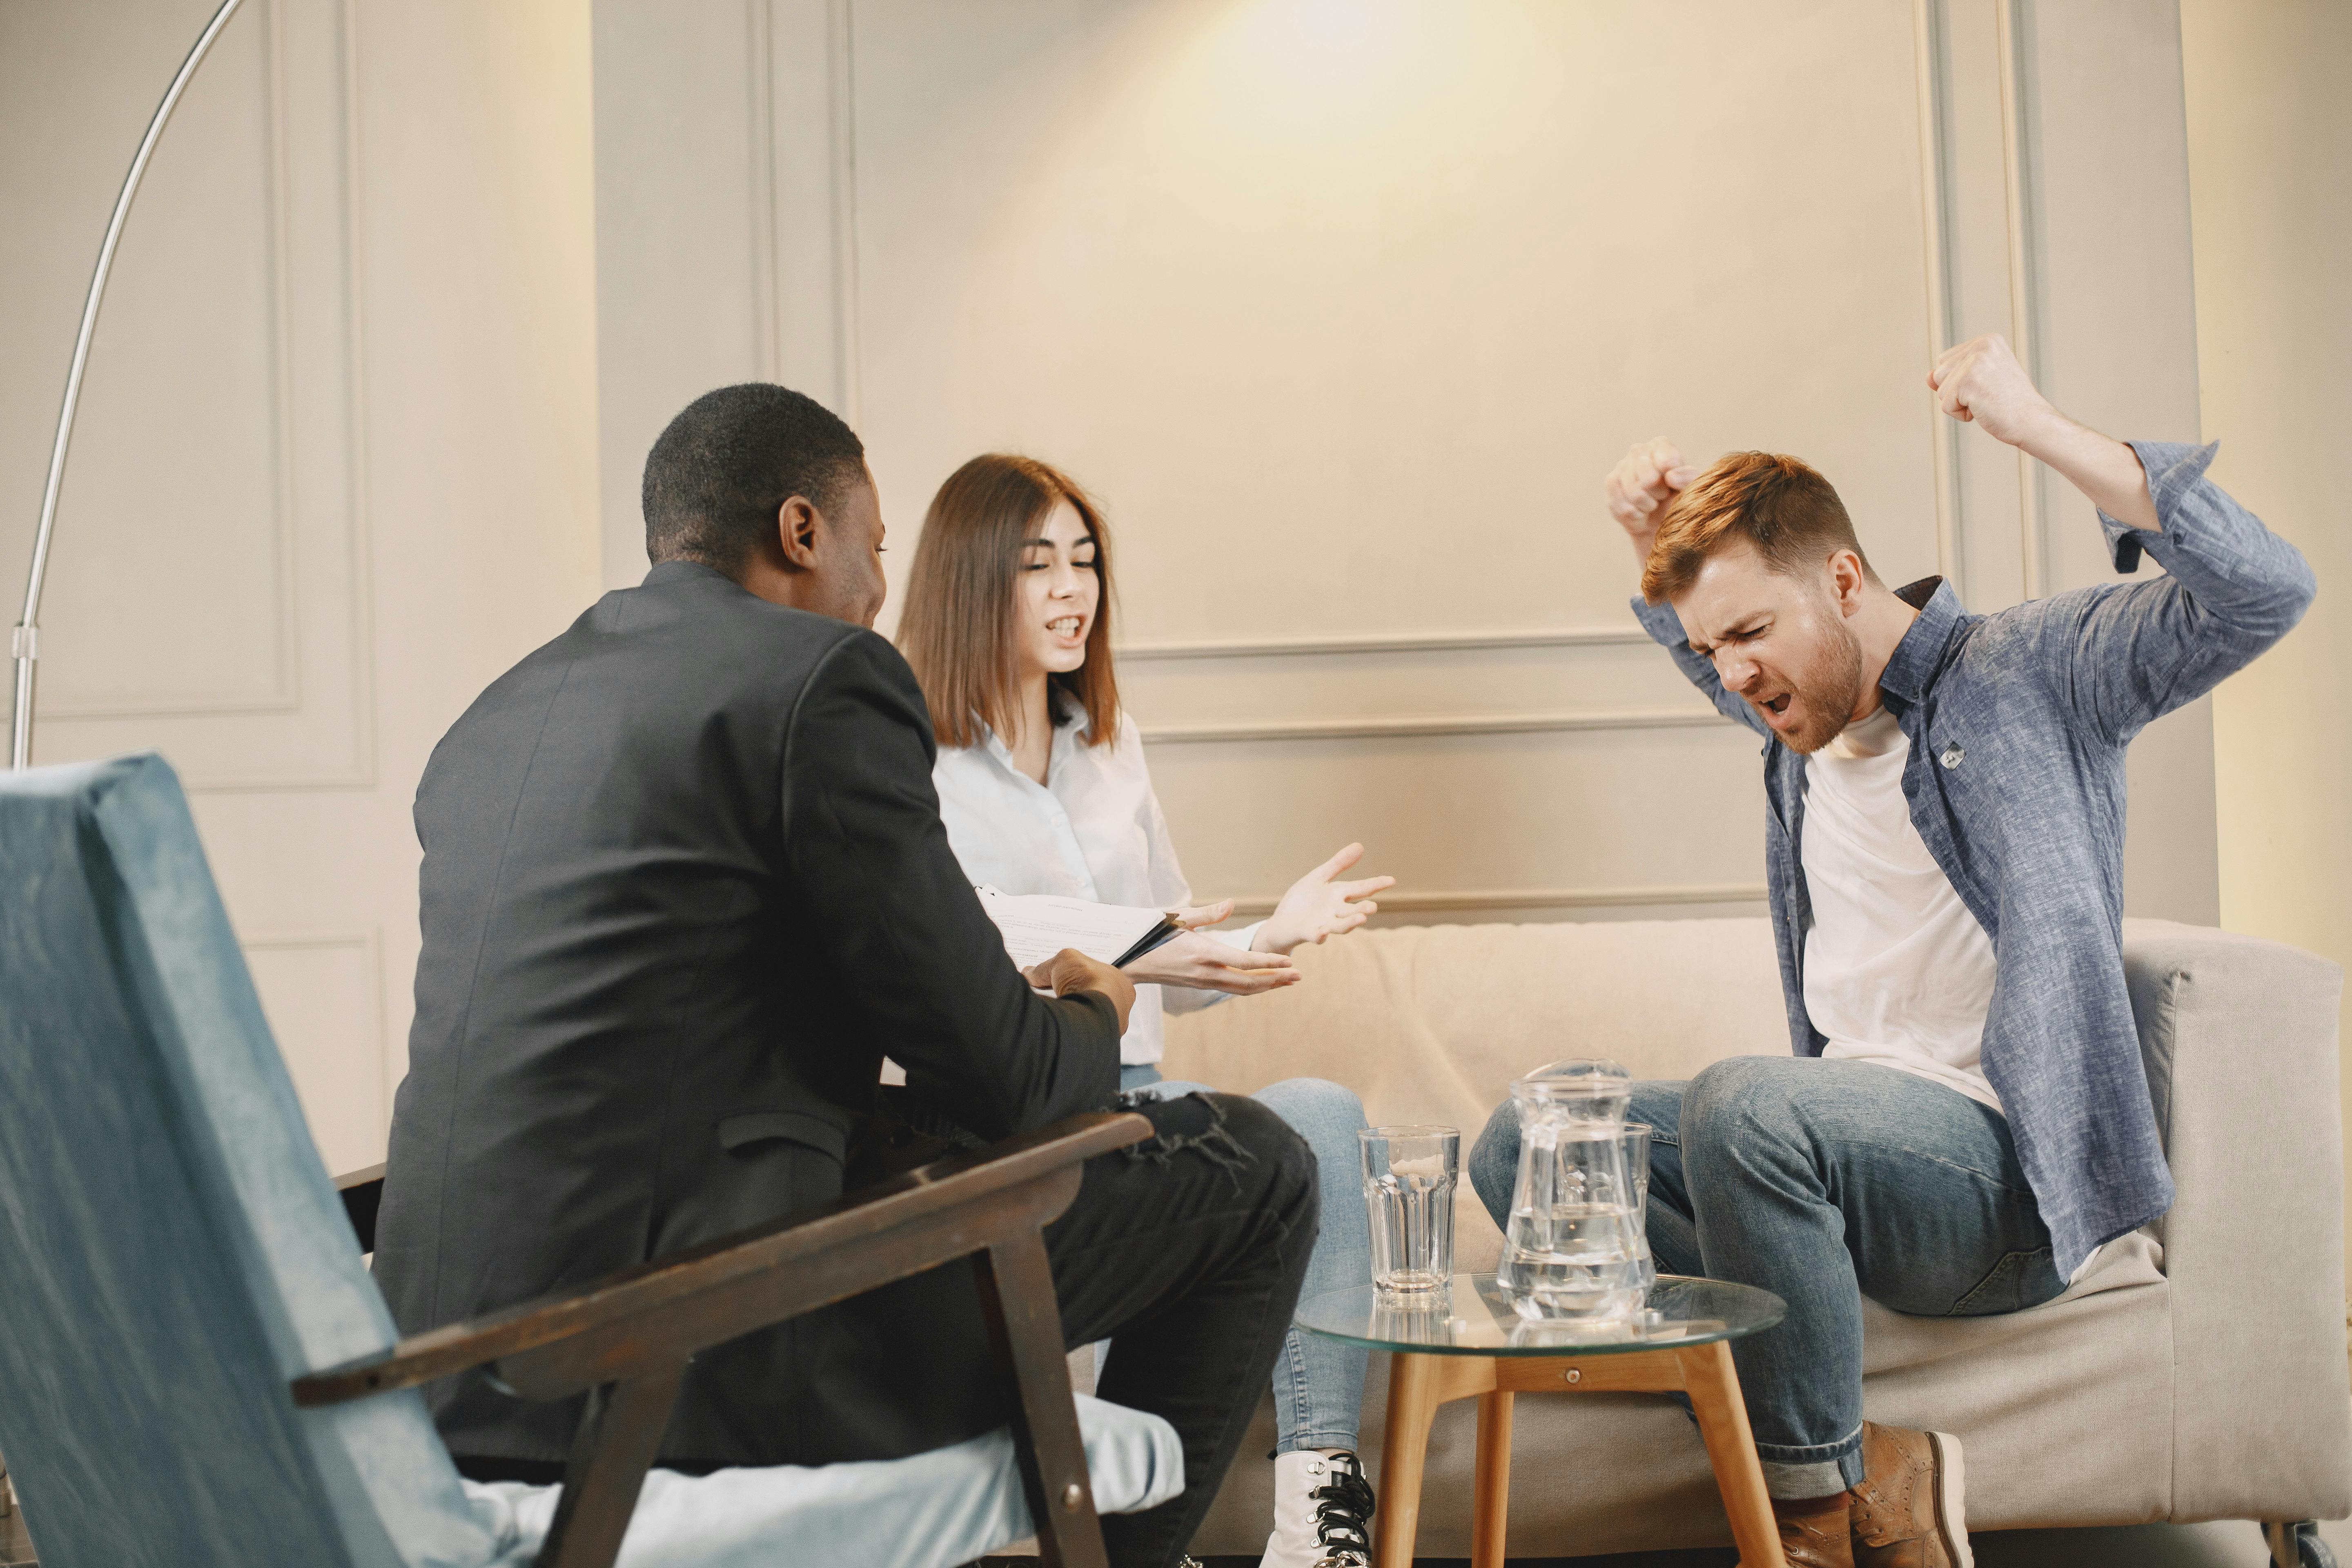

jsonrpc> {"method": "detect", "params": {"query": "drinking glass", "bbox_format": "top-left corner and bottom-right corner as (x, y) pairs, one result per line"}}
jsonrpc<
(1360, 1125), (1459, 1293)
(1621, 1123), (1657, 1295)
(1498, 1063), (1650, 1319)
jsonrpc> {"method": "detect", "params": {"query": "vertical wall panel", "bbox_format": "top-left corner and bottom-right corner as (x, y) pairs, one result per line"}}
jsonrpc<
(592, 0), (771, 588)
(0, 0), (604, 1180)
(591, 0), (2220, 924)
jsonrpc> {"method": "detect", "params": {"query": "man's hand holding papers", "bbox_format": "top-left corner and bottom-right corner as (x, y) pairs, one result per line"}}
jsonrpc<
(1019, 947), (1138, 1035)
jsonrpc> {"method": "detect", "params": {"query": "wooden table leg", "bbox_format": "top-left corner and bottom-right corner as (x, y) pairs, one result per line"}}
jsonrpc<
(1677, 1341), (1786, 1568)
(1376, 1352), (1441, 1568)
(1471, 1390), (1513, 1568)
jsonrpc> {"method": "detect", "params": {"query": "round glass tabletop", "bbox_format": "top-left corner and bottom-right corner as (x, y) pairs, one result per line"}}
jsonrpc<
(1294, 1274), (1786, 1357)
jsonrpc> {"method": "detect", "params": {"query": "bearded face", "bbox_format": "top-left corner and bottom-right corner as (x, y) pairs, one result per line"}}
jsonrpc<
(1761, 609), (1865, 753)
(1667, 538), (1870, 754)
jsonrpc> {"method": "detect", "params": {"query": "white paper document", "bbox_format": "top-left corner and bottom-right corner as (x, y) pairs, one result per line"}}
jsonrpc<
(976, 886), (1174, 970)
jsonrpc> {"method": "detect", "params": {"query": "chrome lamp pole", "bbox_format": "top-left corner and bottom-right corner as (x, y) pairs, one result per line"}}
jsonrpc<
(9, 0), (249, 770)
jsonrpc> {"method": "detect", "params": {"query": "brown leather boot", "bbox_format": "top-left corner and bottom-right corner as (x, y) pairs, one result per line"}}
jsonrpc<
(1847, 1421), (1972, 1567)
(1772, 1489), (1855, 1568)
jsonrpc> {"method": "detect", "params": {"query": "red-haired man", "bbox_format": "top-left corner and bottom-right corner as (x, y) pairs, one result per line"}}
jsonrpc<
(1470, 335), (2314, 1567)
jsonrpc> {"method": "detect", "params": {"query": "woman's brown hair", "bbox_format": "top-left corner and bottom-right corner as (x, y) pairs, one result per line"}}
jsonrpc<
(897, 454), (1120, 751)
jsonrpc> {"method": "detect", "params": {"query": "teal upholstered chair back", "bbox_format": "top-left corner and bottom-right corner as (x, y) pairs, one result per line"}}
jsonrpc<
(0, 755), (502, 1568)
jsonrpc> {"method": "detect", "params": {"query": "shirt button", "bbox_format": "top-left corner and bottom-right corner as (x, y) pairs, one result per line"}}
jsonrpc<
(1940, 742), (1965, 769)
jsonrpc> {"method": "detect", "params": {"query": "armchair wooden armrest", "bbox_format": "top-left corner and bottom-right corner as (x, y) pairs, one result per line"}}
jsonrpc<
(310, 1109), (1152, 1568)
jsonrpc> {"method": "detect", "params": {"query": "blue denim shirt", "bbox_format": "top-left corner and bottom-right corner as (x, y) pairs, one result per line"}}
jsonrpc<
(1633, 441), (2315, 1276)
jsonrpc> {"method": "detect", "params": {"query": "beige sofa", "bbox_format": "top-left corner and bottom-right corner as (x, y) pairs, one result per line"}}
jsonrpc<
(1159, 916), (2352, 1558)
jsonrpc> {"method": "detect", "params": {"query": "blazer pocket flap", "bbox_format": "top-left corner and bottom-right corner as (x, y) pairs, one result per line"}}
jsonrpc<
(716, 1110), (847, 1163)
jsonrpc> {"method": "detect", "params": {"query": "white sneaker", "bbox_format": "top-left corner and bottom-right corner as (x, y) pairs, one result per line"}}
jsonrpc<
(1259, 1449), (1375, 1568)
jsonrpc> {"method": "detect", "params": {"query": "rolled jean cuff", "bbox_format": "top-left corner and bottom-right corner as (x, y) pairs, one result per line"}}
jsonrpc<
(1274, 1430), (1361, 1457)
(1755, 1429), (1865, 1499)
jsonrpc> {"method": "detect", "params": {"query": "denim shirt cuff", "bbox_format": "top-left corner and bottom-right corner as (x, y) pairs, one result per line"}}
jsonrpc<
(2099, 439), (2221, 574)
(1629, 594), (1686, 648)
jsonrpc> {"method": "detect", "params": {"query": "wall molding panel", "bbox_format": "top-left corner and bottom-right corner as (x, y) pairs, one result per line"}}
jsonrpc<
(745, 0), (782, 383)
(823, 0), (863, 427)
(1994, 0), (2049, 600)
(594, 0), (2217, 927)
(2, 0), (377, 793)
(1225, 883), (1769, 920)
(1142, 707), (1727, 746)
(1912, 0), (1966, 599)
(39, 0), (304, 724)
(241, 926), (388, 1172)
(1118, 626), (1657, 662)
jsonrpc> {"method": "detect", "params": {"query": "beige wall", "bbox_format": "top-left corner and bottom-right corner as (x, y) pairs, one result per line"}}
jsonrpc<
(596, 0), (2221, 929)
(2180, 0), (2352, 1252)
(0, 0), (601, 1172)
(3, 0), (2293, 1178)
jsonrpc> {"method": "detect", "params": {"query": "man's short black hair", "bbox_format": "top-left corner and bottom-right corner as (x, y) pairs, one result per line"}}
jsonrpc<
(641, 383), (868, 572)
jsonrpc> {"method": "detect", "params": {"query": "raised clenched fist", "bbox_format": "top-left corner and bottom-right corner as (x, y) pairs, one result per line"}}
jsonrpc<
(1928, 334), (2059, 449)
(1604, 438), (1699, 565)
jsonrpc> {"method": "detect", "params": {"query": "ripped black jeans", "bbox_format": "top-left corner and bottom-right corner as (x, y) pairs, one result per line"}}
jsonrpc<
(1469, 1057), (2067, 1501)
(1043, 1090), (1319, 1567)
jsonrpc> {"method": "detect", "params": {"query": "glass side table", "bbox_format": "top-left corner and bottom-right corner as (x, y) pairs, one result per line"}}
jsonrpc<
(1296, 1273), (1788, 1568)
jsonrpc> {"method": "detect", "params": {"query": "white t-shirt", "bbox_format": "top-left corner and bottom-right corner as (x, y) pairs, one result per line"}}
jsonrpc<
(1800, 704), (2003, 1114)
(931, 699), (1258, 1066)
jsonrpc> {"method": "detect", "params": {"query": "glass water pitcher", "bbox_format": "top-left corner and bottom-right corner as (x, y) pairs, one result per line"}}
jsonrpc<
(1496, 1059), (1654, 1320)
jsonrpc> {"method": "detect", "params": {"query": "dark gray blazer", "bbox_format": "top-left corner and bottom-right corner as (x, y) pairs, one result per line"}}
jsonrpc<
(372, 560), (1121, 1470)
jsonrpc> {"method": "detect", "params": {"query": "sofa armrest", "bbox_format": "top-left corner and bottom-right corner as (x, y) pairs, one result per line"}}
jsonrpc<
(2121, 918), (2350, 1520)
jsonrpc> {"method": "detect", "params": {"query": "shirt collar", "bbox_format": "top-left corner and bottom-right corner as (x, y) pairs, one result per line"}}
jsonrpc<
(1874, 576), (1967, 716)
(973, 689), (1090, 778)
(1053, 686), (1093, 742)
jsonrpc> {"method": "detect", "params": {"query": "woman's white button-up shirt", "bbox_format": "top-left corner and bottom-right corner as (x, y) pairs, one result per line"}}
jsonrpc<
(931, 699), (1258, 1066)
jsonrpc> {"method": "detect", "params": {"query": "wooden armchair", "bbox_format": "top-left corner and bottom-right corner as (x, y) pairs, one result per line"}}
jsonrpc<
(0, 753), (1174, 1568)
(313, 1112), (1150, 1568)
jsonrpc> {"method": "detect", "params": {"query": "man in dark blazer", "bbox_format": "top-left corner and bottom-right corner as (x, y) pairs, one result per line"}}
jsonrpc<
(372, 384), (1317, 1567)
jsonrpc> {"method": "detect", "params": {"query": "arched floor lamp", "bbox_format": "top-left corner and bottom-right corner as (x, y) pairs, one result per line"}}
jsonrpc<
(9, 0), (249, 770)
(0, 4), (251, 1517)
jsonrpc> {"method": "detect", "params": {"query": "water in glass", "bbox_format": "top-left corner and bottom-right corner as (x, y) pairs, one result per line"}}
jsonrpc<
(1360, 1125), (1458, 1292)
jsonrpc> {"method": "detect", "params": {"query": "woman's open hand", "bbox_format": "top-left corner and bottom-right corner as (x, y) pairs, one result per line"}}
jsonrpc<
(1255, 844), (1394, 956)
(1124, 931), (1298, 996)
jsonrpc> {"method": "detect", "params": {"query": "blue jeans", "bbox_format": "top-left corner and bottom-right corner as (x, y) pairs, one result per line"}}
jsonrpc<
(1468, 1057), (2067, 1498)
(1123, 1063), (1371, 1454)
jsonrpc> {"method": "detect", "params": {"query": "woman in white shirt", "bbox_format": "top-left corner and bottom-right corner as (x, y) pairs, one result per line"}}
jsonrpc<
(898, 454), (1392, 1568)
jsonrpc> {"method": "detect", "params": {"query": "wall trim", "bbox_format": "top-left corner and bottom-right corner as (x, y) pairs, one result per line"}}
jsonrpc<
(334, 0), (378, 793)
(241, 928), (377, 953)
(1223, 883), (1769, 918)
(1995, 0), (2046, 599)
(826, 0), (862, 426)
(1118, 626), (1655, 662)
(1912, 0), (1964, 600)
(38, 0), (301, 722)
(746, 0), (781, 383)
(189, 0), (376, 791)
(241, 924), (391, 1138)
(1141, 707), (1725, 744)
(28, 0), (378, 793)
